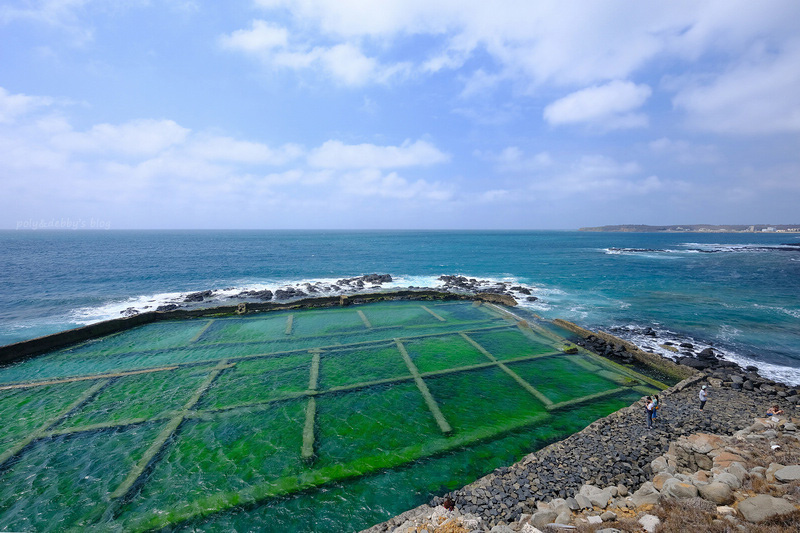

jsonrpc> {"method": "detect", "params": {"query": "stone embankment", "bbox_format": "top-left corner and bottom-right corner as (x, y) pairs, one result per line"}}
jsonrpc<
(372, 413), (800, 532)
(364, 365), (800, 533)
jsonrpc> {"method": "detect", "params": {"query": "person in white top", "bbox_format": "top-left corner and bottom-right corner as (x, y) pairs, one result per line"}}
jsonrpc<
(699, 385), (708, 410)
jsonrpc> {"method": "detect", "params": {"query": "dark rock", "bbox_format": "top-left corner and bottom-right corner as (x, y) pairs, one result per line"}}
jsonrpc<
(697, 347), (717, 360)
(184, 290), (213, 302)
(235, 289), (273, 301)
(156, 304), (180, 312)
(274, 287), (307, 300)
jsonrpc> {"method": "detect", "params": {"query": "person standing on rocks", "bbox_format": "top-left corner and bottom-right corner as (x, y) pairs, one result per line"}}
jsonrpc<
(645, 396), (655, 429)
(652, 395), (660, 421)
(699, 385), (708, 410)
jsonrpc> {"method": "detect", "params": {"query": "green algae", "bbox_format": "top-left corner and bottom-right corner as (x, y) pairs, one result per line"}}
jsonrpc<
(0, 300), (669, 532)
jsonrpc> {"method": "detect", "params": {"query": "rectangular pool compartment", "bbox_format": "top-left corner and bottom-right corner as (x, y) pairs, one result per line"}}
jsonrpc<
(403, 334), (489, 374)
(466, 328), (560, 361)
(319, 344), (410, 390)
(201, 353), (313, 410)
(54, 364), (216, 429)
(0, 422), (163, 533)
(0, 380), (98, 448)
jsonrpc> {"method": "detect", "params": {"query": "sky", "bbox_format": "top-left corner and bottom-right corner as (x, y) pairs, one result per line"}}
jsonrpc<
(1, 0), (799, 230)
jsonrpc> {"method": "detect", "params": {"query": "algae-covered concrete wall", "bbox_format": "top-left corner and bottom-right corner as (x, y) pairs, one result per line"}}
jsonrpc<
(553, 318), (695, 381)
(0, 290), (476, 367)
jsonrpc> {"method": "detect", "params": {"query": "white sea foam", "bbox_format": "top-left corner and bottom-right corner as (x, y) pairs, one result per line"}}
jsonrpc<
(615, 324), (800, 386)
(753, 303), (800, 319)
(65, 273), (548, 326)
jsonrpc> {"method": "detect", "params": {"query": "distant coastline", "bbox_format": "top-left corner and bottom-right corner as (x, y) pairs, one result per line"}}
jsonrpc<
(579, 224), (800, 233)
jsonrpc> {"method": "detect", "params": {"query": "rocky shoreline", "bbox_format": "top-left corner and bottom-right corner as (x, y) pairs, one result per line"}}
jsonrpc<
(119, 274), (538, 316)
(363, 336), (800, 532)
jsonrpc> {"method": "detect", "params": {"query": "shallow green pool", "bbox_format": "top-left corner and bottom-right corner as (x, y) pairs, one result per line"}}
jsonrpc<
(0, 300), (665, 532)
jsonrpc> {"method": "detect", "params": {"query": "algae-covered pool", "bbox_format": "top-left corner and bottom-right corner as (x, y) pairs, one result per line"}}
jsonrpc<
(0, 300), (665, 532)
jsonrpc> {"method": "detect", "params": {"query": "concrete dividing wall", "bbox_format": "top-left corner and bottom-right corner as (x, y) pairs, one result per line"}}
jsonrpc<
(552, 318), (695, 381)
(0, 291), (474, 367)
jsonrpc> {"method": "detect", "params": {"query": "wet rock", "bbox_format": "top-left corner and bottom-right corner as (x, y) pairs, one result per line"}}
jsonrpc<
(184, 290), (213, 302)
(235, 289), (273, 300)
(274, 287), (307, 300)
(156, 303), (179, 312)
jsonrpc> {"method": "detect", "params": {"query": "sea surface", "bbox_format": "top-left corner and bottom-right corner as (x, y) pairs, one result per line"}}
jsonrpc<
(2, 229), (799, 385)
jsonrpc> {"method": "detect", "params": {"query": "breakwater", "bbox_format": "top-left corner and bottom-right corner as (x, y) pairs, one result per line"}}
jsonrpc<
(0, 290), (499, 365)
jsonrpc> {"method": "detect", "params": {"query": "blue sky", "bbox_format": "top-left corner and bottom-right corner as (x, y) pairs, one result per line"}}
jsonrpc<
(2, 0), (799, 230)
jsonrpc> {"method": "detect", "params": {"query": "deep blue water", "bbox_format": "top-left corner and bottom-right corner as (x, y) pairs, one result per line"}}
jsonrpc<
(1, 230), (799, 384)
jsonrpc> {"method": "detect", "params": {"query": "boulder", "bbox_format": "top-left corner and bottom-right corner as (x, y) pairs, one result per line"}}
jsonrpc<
(565, 497), (579, 511)
(697, 482), (733, 505)
(713, 452), (746, 468)
(531, 510), (557, 529)
(652, 472), (673, 491)
(686, 433), (725, 454)
(579, 485), (613, 509)
(737, 494), (798, 523)
(725, 462), (747, 484)
(184, 290), (213, 302)
(650, 456), (669, 473)
(661, 478), (699, 499)
(713, 472), (741, 490)
(630, 482), (660, 507)
(575, 494), (592, 510)
(774, 465), (800, 482)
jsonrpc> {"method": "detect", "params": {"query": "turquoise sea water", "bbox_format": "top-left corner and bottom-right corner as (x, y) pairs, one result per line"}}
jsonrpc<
(2, 230), (799, 384)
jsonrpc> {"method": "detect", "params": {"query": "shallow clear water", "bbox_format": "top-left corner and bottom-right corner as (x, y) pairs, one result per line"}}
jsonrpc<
(0, 301), (662, 532)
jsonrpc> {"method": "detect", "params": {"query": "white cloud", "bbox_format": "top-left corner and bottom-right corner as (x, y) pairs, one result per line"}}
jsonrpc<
(0, 87), (53, 123)
(672, 42), (800, 134)
(220, 20), (406, 86)
(317, 43), (379, 86)
(219, 19), (288, 53)
(244, 0), (800, 122)
(544, 80), (651, 128)
(340, 168), (453, 201)
(51, 119), (190, 157)
(308, 139), (449, 169)
(649, 137), (719, 164)
(487, 146), (552, 173)
(187, 135), (303, 165)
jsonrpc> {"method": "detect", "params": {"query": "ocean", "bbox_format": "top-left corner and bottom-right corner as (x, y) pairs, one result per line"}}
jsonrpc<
(2, 229), (799, 385)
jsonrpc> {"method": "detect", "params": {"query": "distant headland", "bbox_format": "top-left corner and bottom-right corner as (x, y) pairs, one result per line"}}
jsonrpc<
(579, 224), (800, 233)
